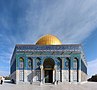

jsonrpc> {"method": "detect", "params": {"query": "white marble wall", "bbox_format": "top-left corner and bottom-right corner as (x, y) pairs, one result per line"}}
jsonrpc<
(14, 69), (87, 84)
(62, 70), (70, 82)
(10, 71), (16, 83)
(81, 71), (87, 81)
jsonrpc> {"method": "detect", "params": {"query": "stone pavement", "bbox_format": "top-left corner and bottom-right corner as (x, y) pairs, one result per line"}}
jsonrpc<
(0, 81), (97, 90)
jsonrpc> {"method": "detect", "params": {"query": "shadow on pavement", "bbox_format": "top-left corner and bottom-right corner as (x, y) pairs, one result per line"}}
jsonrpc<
(4, 80), (15, 84)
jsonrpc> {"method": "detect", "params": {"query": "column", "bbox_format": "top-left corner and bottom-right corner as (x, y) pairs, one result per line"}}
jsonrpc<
(32, 57), (36, 83)
(54, 65), (57, 85)
(53, 70), (55, 82)
(40, 65), (43, 85)
(78, 57), (81, 82)
(33, 57), (36, 70)
(24, 56), (27, 82)
(62, 57), (66, 82)
(70, 56), (73, 82)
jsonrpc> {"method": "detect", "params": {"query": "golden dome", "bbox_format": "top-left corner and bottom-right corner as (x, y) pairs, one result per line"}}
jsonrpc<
(36, 34), (62, 45)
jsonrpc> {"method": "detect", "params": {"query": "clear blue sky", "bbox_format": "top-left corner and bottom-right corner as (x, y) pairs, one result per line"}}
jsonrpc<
(0, 0), (97, 77)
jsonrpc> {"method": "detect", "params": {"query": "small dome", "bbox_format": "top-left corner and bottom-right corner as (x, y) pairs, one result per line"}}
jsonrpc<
(36, 34), (62, 45)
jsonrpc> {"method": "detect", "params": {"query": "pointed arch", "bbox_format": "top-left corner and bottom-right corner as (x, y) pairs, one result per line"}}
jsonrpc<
(28, 57), (33, 70)
(19, 57), (24, 69)
(43, 58), (55, 69)
(43, 58), (55, 83)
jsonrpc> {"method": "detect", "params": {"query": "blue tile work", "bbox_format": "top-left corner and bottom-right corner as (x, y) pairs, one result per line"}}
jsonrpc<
(16, 44), (81, 51)
(10, 58), (16, 74)
(64, 57), (71, 70)
(15, 53), (82, 71)
(71, 54), (81, 70)
(16, 53), (26, 70)
(10, 44), (87, 74)
(27, 57), (33, 70)
(81, 60), (87, 74)
(35, 57), (41, 70)
(57, 57), (62, 70)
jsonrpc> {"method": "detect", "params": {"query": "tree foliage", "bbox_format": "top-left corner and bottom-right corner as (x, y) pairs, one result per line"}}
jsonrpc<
(88, 74), (97, 82)
(4, 76), (10, 80)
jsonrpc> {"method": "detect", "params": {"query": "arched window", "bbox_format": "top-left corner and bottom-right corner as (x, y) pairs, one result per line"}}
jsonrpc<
(65, 58), (70, 69)
(36, 57), (41, 69)
(28, 57), (33, 69)
(19, 57), (24, 69)
(73, 58), (78, 69)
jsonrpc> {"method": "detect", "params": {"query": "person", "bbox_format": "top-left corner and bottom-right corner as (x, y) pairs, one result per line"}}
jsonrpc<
(57, 80), (58, 85)
(1, 80), (3, 85)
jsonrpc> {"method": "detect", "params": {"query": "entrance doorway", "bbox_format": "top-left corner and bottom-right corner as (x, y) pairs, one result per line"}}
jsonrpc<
(43, 58), (55, 83)
(45, 70), (53, 83)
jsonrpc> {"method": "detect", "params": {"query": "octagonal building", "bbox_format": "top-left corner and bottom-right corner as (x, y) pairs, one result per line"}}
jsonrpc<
(10, 34), (87, 84)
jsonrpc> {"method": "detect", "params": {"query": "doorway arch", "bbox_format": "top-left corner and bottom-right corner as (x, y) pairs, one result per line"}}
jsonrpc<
(43, 58), (55, 83)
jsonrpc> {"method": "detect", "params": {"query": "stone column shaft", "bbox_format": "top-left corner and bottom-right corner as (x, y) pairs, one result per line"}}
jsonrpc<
(54, 65), (57, 85)
(70, 56), (73, 82)
(40, 65), (43, 85)
(78, 57), (81, 82)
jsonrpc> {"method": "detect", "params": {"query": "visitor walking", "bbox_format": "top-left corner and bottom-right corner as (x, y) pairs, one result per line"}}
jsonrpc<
(1, 80), (3, 85)
(0, 76), (4, 85)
